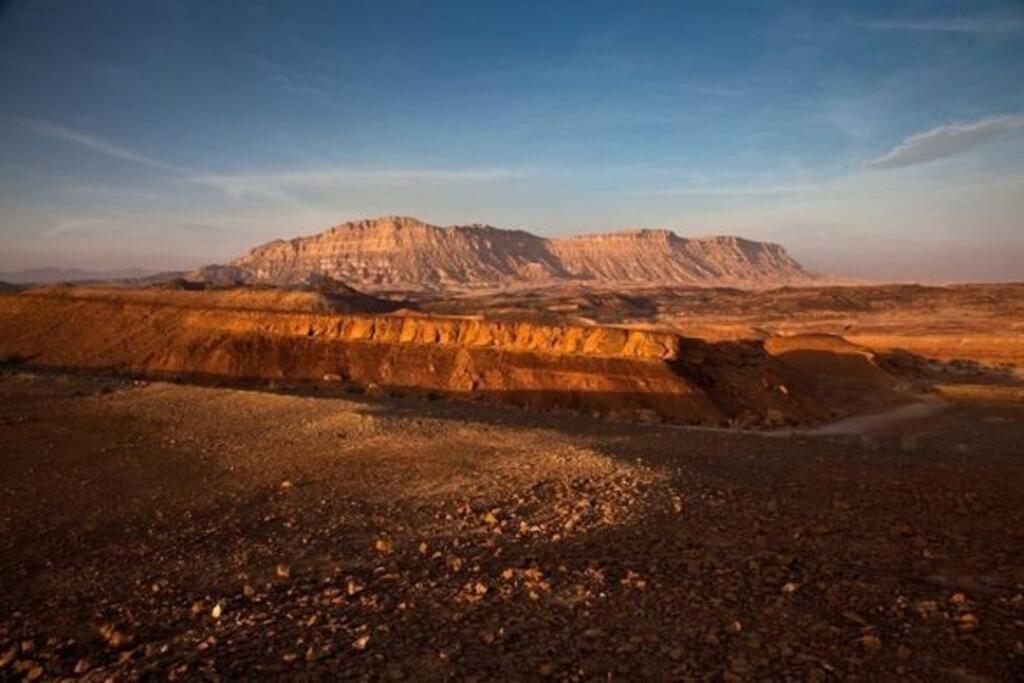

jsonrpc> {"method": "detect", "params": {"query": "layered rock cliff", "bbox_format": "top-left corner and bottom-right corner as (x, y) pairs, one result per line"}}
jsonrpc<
(0, 289), (828, 427)
(198, 216), (813, 291)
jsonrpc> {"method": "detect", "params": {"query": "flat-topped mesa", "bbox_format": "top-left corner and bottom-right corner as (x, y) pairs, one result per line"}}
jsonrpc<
(198, 216), (814, 291)
(225, 216), (564, 289)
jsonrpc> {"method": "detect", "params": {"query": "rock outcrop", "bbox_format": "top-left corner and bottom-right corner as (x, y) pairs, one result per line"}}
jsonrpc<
(197, 216), (813, 291)
(0, 288), (829, 427)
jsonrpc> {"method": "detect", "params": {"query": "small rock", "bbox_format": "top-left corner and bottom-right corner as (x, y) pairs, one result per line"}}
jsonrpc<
(957, 614), (979, 632)
(98, 624), (133, 649)
(858, 634), (882, 654)
(352, 634), (371, 651)
(211, 603), (222, 619)
(276, 564), (291, 579)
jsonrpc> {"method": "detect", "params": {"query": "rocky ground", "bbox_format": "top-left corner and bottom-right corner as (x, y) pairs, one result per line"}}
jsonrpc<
(1, 370), (1023, 681)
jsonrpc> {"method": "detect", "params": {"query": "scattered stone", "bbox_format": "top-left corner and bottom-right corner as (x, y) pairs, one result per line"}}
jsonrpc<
(98, 624), (133, 649)
(858, 634), (882, 655)
(957, 614), (979, 632)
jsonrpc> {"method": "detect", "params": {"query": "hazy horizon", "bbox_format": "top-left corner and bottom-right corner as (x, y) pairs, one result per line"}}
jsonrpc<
(2, 0), (1023, 282)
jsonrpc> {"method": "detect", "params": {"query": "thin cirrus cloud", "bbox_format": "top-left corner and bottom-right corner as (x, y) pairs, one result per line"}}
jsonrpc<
(22, 120), (187, 174)
(854, 16), (1024, 34)
(867, 115), (1024, 170)
(42, 218), (107, 239)
(21, 119), (520, 204)
(623, 184), (817, 196)
(188, 168), (525, 199)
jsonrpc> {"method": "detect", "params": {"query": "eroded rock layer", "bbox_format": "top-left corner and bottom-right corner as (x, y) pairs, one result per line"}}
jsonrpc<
(0, 290), (826, 427)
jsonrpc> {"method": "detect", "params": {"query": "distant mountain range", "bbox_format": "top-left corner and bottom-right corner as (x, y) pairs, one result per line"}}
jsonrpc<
(197, 216), (815, 291)
(0, 267), (163, 285)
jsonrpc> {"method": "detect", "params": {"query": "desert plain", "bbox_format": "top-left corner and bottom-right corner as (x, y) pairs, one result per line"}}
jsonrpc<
(1, 275), (1023, 681)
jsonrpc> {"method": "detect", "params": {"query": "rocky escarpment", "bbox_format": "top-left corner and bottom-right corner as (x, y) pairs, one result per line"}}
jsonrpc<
(0, 289), (828, 427)
(197, 216), (814, 291)
(549, 230), (805, 286)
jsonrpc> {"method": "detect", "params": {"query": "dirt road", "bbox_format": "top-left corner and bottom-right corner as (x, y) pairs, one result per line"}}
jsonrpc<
(1, 370), (1023, 680)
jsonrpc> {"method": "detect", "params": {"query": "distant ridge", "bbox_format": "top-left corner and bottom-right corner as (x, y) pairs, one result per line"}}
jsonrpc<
(197, 216), (815, 291)
(0, 267), (158, 285)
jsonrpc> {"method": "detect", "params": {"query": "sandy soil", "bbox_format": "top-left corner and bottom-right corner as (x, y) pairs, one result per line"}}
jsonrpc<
(2, 369), (1023, 680)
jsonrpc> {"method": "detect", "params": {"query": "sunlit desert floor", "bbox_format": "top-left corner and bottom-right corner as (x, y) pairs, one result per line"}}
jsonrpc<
(2, 369), (1023, 680)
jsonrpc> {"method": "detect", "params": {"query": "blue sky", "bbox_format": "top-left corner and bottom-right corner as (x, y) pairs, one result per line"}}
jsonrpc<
(1, 0), (1022, 280)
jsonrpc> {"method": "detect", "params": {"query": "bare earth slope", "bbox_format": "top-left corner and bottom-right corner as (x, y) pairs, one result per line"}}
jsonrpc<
(1, 371), (1022, 680)
(200, 216), (814, 291)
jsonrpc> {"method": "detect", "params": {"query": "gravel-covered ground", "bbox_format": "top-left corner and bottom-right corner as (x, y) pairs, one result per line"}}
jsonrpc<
(1, 370), (1023, 680)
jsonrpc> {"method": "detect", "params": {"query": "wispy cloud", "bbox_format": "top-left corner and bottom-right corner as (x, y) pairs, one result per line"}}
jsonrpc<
(43, 218), (106, 238)
(623, 184), (817, 197)
(678, 81), (784, 98)
(24, 119), (302, 205)
(868, 115), (1024, 169)
(188, 168), (526, 199)
(678, 83), (753, 98)
(249, 55), (336, 97)
(23, 120), (186, 173)
(854, 16), (1024, 34)
(22, 119), (519, 209)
